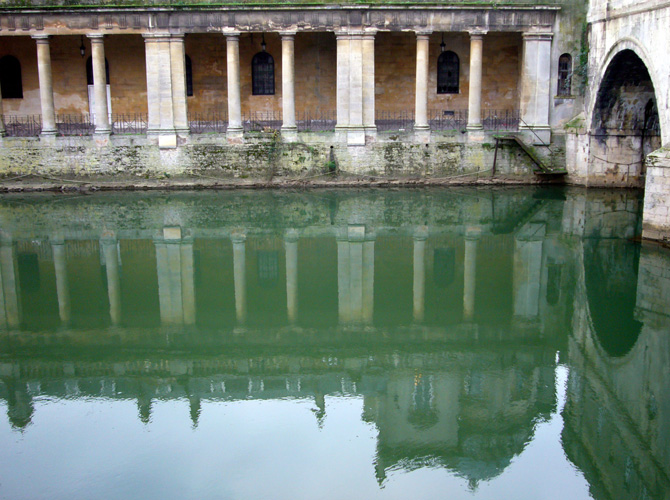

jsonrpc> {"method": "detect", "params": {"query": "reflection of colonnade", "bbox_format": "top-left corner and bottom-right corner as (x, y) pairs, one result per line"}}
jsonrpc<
(0, 223), (556, 330)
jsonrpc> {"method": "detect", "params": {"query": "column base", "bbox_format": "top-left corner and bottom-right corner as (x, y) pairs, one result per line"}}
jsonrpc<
(466, 125), (485, 141)
(40, 129), (58, 137)
(281, 126), (298, 142)
(518, 125), (551, 145)
(227, 126), (244, 143)
(414, 126), (430, 143)
(347, 127), (366, 146)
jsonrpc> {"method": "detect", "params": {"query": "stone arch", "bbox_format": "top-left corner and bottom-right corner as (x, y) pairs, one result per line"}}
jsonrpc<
(587, 40), (663, 185)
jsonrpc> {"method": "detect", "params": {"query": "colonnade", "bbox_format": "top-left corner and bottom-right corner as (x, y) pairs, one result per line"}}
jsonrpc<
(21, 26), (554, 146)
(0, 225), (551, 328)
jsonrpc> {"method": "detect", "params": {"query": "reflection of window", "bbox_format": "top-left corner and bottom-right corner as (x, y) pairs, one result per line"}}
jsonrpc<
(408, 374), (438, 429)
(0, 55), (23, 99)
(252, 51), (275, 95)
(557, 53), (572, 96)
(18, 253), (40, 293)
(546, 262), (562, 305)
(437, 51), (459, 94)
(86, 56), (110, 85)
(185, 55), (193, 97)
(433, 248), (455, 288)
(257, 250), (278, 287)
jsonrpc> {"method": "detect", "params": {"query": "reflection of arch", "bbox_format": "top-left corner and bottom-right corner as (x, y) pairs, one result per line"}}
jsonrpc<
(583, 238), (641, 358)
(588, 38), (664, 140)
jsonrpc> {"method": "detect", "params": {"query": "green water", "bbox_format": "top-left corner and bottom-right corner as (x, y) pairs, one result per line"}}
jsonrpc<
(0, 187), (667, 500)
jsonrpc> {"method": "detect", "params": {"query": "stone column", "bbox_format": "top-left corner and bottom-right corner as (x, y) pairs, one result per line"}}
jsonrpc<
(463, 228), (480, 321)
(414, 31), (431, 137)
(520, 32), (553, 144)
(101, 238), (121, 325)
(413, 230), (427, 322)
(232, 232), (246, 324)
(467, 31), (485, 133)
(348, 32), (365, 145)
(336, 32), (350, 136)
(33, 35), (56, 136)
(144, 34), (177, 148)
(281, 32), (297, 140)
(362, 31), (376, 135)
(285, 230), (298, 324)
(225, 33), (243, 138)
(0, 241), (21, 328)
(52, 242), (70, 324)
(88, 34), (111, 135)
(169, 35), (189, 136)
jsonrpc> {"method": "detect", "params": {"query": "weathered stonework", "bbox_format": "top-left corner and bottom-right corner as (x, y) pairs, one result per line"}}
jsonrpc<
(641, 147), (670, 242)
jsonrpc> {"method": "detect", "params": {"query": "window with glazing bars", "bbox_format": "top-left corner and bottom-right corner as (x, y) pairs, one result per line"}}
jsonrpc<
(252, 51), (275, 95)
(437, 51), (459, 94)
(558, 54), (572, 96)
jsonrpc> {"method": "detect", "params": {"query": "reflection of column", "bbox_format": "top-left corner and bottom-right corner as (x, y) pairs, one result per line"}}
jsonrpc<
(0, 241), (21, 328)
(463, 228), (480, 321)
(232, 233), (246, 324)
(225, 33), (243, 137)
(88, 34), (111, 135)
(52, 241), (70, 324)
(33, 35), (56, 136)
(101, 238), (121, 325)
(467, 31), (485, 132)
(154, 227), (195, 325)
(514, 223), (545, 318)
(338, 226), (374, 324)
(285, 231), (298, 324)
(413, 230), (427, 322)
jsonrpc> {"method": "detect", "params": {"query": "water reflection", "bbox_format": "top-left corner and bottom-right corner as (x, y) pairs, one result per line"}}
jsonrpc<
(0, 188), (668, 499)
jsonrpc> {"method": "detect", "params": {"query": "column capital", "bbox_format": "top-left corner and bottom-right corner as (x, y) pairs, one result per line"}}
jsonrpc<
(231, 232), (247, 244)
(362, 29), (377, 40)
(285, 229), (299, 243)
(223, 31), (241, 39)
(415, 30), (433, 39)
(468, 30), (487, 39)
(143, 32), (172, 42)
(31, 34), (50, 42)
(522, 31), (554, 41)
(280, 31), (297, 39)
(86, 33), (105, 41)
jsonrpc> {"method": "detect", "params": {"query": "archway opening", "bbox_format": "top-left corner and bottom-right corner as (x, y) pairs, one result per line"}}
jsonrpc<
(591, 49), (661, 183)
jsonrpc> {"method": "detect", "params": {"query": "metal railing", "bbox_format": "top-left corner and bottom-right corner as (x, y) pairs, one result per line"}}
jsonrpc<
(296, 110), (336, 132)
(482, 109), (520, 131)
(112, 113), (147, 135)
(2, 115), (42, 137)
(243, 111), (282, 132)
(188, 111), (228, 134)
(54, 114), (94, 136)
(429, 109), (468, 130)
(375, 110), (415, 132)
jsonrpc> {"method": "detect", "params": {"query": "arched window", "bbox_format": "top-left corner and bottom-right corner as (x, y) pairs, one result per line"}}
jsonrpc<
(0, 55), (23, 99)
(86, 56), (110, 85)
(252, 51), (274, 96)
(185, 55), (193, 97)
(437, 50), (459, 94)
(557, 53), (572, 96)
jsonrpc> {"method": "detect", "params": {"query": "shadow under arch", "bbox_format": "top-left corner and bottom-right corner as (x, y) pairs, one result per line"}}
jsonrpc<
(589, 48), (662, 183)
(583, 237), (642, 358)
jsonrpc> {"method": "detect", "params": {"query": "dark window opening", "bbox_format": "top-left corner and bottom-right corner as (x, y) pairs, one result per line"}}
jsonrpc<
(437, 51), (459, 94)
(185, 55), (193, 97)
(252, 51), (275, 96)
(0, 55), (23, 99)
(558, 53), (572, 96)
(86, 56), (110, 86)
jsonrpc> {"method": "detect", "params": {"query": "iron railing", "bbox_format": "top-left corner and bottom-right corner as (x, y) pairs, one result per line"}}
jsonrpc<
(375, 110), (415, 132)
(296, 110), (336, 132)
(243, 111), (282, 132)
(429, 109), (468, 130)
(2, 115), (42, 137)
(482, 109), (520, 131)
(112, 114), (148, 135)
(188, 111), (228, 134)
(55, 114), (95, 136)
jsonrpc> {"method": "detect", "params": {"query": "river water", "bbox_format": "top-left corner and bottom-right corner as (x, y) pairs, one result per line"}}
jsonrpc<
(0, 187), (667, 500)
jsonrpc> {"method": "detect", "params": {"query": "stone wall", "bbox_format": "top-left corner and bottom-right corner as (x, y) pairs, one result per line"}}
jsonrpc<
(642, 147), (670, 242)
